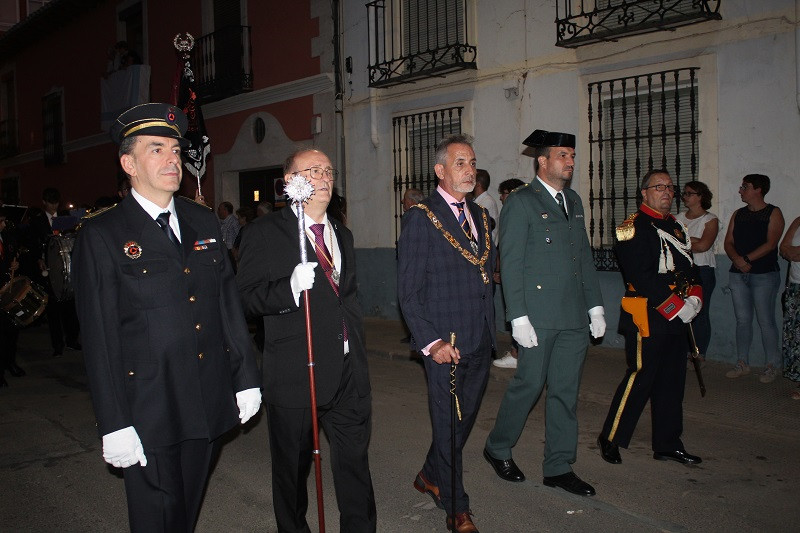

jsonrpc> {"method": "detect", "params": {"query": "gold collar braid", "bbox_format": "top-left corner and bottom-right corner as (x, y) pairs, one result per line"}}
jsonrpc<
(414, 203), (491, 284)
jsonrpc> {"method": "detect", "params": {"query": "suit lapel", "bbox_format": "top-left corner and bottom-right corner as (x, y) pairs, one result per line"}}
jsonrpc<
(120, 196), (181, 260)
(175, 201), (198, 258)
(430, 193), (474, 250)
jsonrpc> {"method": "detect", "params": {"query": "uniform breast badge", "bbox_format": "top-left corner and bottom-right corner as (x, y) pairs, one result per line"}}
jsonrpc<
(124, 241), (142, 259)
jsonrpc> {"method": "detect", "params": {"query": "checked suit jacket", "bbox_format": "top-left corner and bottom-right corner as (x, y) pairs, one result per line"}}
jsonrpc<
(236, 207), (371, 408)
(398, 191), (496, 354)
(73, 195), (261, 448)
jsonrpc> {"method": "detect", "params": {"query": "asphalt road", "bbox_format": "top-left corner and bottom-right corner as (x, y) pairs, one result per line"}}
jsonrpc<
(1, 319), (798, 532)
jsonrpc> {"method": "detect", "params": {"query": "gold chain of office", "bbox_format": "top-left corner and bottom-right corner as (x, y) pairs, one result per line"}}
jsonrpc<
(414, 204), (491, 285)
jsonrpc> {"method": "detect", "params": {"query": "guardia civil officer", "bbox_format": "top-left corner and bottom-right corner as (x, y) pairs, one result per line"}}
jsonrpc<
(73, 103), (262, 532)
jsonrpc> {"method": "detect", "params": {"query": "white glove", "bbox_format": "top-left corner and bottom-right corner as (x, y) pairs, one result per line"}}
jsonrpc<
(588, 305), (606, 339)
(236, 387), (262, 425)
(676, 296), (700, 323)
(290, 262), (318, 299)
(102, 426), (147, 468)
(511, 316), (538, 348)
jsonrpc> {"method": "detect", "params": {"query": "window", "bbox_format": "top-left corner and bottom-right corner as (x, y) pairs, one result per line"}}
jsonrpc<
(587, 67), (699, 270)
(392, 106), (463, 243)
(42, 90), (64, 166)
(0, 71), (17, 158)
(367, 0), (476, 88)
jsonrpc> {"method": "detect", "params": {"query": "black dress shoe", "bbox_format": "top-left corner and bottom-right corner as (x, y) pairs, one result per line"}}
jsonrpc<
(7, 364), (26, 377)
(66, 342), (82, 351)
(653, 449), (702, 464)
(597, 435), (621, 464)
(542, 472), (596, 496)
(52, 352), (63, 358)
(483, 448), (525, 482)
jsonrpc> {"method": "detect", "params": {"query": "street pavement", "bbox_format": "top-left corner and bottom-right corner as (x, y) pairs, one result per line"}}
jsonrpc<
(1, 318), (798, 532)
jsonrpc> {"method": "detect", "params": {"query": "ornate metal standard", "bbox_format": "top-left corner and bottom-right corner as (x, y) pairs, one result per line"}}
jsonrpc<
(285, 175), (326, 533)
(556, 0), (722, 48)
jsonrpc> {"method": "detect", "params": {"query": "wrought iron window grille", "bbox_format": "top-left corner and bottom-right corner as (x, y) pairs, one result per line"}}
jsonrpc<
(556, 0), (722, 48)
(392, 106), (463, 244)
(42, 91), (64, 166)
(587, 67), (700, 270)
(367, 0), (476, 88)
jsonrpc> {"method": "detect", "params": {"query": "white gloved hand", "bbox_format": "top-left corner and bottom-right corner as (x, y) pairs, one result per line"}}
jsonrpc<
(102, 426), (147, 468)
(588, 305), (606, 339)
(236, 387), (262, 425)
(511, 316), (538, 348)
(676, 296), (700, 323)
(290, 262), (318, 298)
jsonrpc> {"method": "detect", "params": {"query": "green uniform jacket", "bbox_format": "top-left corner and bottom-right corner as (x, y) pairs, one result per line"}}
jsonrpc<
(499, 180), (602, 329)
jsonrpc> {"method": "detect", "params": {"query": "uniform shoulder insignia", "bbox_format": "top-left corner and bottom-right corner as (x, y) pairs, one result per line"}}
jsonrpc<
(178, 195), (212, 210)
(82, 204), (116, 219)
(615, 212), (638, 241)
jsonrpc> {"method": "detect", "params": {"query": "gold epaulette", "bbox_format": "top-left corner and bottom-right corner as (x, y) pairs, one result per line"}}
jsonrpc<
(81, 204), (116, 220)
(615, 212), (638, 241)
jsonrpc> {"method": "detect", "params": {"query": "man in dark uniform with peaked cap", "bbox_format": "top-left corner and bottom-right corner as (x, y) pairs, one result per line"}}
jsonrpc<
(597, 169), (703, 466)
(73, 103), (262, 532)
(484, 129), (605, 497)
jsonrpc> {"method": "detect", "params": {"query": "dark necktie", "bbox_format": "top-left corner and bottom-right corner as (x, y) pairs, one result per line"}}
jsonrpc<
(155, 212), (181, 249)
(310, 223), (347, 342)
(556, 192), (568, 219)
(451, 202), (476, 243)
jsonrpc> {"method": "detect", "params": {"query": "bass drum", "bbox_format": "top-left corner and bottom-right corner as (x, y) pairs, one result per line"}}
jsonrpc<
(0, 276), (49, 327)
(47, 233), (77, 301)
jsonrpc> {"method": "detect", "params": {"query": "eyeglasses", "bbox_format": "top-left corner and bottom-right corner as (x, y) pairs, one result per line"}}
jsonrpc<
(681, 191), (699, 197)
(739, 184), (752, 191)
(296, 166), (339, 181)
(643, 184), (678, 193)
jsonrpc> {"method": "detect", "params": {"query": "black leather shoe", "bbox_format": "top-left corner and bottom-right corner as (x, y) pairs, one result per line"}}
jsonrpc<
(653, 449), (702, 464)
(66, 342), (82, 351)
(597, 435), (621, 464)
(7, 364), (26, 377)
(542, 472), (596, 496)
(483, 448), (525, 482)
(52, 351), (62, 358)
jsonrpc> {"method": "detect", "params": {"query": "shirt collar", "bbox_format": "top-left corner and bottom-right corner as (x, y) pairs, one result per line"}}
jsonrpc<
(536, 176), (562, 200)
(436, 185), (466, 206)
(130, 187), (176, 221)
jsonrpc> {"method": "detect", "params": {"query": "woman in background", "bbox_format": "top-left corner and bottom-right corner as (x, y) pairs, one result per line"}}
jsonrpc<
(677, 180), (719, 365)
(723, 174), (785, 383)
(779, 215), (800, 399)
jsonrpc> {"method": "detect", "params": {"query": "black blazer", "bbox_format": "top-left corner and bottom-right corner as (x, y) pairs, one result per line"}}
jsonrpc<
(236, 207), (370, 408)
(398, 191), (496, 354)
(73, 195), (261, 447)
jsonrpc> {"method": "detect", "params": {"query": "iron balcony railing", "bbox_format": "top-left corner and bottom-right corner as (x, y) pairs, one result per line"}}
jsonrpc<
(192, 25), (253, 104)
(556, 0), (722, 48)
(367, 0), (476, 88)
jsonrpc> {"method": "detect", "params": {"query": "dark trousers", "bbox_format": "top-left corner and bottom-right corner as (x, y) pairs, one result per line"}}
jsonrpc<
(694, 265), (716, 355)
(46, 296), (80, 353)
(266, 355), (376, 533)
(1, 315), (20, 374)
(122, 438), (219, 533)
(421, 326), (491, 515)
(601, 330), (688, 451)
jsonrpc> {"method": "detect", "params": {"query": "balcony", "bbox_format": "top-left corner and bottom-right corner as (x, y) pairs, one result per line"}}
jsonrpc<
(555, 0), (722, 48)
(367, 0), (476, 88)
(191, 25), (253, 104)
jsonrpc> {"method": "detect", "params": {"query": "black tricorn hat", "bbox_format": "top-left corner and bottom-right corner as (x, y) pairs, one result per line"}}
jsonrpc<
(110, 103), (190, 147)
(522, 129), (576, 149)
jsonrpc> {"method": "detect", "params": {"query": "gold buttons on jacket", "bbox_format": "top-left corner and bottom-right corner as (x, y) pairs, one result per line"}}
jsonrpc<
(195, 323), (202, 331)
(184, 267), (191, 274)
(128, 370), (134, 376)
(142, 268), (147, 274)
(198, 353), (204, 360)
(189, 295), (196, 302)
